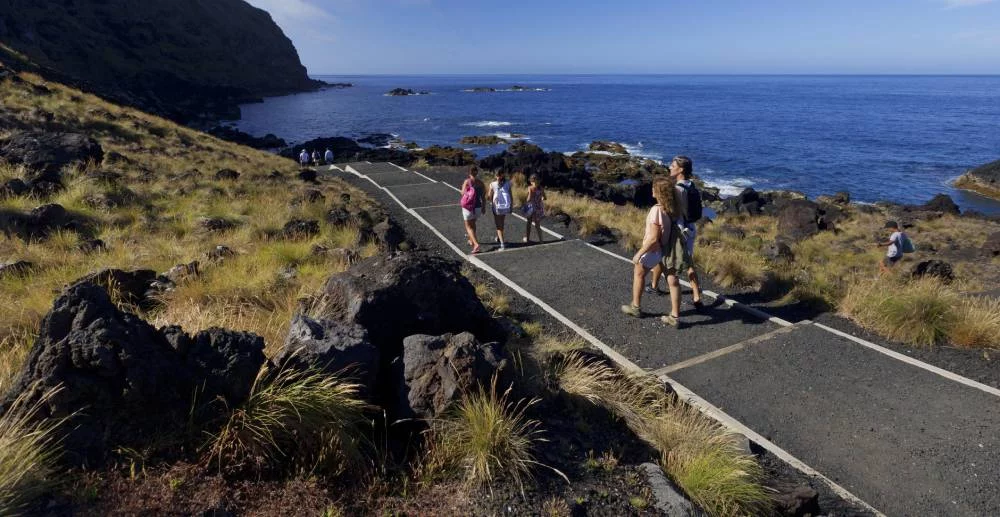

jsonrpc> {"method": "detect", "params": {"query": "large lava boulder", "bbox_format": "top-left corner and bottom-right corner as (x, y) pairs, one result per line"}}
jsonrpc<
(777, 199), (822, 242)
(921, 194), (960, 215)
(911, 260), (954, 283)
(0, 131), (103, 174)
(0, 282), (266, 465)
(321, 253), (501, 356)
(398, 332), (509, 420)
(274, 315), (379, 395)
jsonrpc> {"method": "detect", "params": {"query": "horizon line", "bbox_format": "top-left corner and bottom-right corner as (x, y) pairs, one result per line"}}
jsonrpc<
(310, 72), (1000, 77)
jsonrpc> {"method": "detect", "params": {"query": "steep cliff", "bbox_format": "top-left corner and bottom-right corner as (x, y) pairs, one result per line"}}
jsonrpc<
(0, 0), (324, 123)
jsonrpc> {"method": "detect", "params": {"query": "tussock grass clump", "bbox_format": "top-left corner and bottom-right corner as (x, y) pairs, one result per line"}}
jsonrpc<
(205, 365), (369, 476)
(542, 191), (646, 250)
(555, 354), (771, 517)
(700, 247), (767, 289)
(0, 386), (66, 516)
(423, 380), (554, 494)
(841, 275), (1000, 349)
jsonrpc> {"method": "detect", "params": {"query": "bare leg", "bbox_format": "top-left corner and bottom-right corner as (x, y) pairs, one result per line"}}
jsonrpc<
(687, 267), (702, 303)
(494, 214), (506, 244)
(465, 219), (479, 249)
(534, 218), (544, 242)
(650, 263), (663, 290)
(631, 262), (646, 308)
(524, 217), (532, 243)
(666, 271), (682, 318)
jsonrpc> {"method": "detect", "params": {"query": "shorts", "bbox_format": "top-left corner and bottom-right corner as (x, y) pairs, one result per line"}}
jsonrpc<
(493, 207), (512, 216)
(639, 250), (663, 269)
(462, 208), (478, 221)
(883, 254), (901, 266)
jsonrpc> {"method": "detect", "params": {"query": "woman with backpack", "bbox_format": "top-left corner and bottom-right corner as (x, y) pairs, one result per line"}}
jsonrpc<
(460, 166), (486, 254)
(486, 170), (513, 250)
(621, 178), (688, 328)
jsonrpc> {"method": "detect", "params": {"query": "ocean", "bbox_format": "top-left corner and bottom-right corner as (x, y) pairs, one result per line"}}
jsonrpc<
(234, 75), (1000, 213)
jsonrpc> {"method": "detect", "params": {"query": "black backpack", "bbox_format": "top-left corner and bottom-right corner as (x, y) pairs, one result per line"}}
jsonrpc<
(678, 182), (702, 222)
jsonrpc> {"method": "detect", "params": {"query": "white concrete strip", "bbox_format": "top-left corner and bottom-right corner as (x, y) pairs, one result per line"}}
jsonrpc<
(476, 239), (573, 256)
(381, 182), (435, 189)
(813, 322), (1000, 399)
(659, 373), (886, 517)
(389, 162), (439, 183)
(650, 323), (806, 376)
(363, 166), (882, 516)
(409, 203), (459, 210)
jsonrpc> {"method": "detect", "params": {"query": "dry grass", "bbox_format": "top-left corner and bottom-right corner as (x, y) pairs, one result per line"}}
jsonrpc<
(204, 365), (370, 476)
(555, 353), (771, 517)
(0, 385), (66, 516)
(0, 68), (379, 377)
(542, 190), (647, 251)
(840, 275), (1000, 349)
(422, 378), (558, 495)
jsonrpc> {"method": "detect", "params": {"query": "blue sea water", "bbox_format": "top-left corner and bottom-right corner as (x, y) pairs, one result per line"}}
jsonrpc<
(234, 75), (1000, 213)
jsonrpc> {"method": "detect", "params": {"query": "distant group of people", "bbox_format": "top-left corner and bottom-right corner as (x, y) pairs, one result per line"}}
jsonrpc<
(299, 148), (335, 166)
(459, 166), (546, 254)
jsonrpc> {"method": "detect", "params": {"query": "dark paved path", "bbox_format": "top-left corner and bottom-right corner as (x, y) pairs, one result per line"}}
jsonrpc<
(334, 162), (1000, 517)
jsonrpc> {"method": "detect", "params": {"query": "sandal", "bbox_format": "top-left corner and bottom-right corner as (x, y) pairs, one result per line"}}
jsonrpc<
(471, 245), (481, 255)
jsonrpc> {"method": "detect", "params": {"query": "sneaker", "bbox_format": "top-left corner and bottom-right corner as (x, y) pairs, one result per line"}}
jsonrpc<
(471, 245), (481, 255)
(499, 242), (506, 251)
(620, 304), (641, 318)
(660, 314), (682, 328)
(692, 300), (706, 312)
(645, 286), (666, 296)
(523, 237), (531, 244)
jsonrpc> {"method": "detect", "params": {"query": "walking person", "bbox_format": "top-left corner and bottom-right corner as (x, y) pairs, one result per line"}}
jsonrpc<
(486, 170), (513, 250)
(648, 155), (705, 311)
(299, 149), (310, 167)
(311, 150), (321, 165)
(621, 178), (688, 327)
(460, 166), (486, 254)
(523, 173), (547, 243)
(324, 148), (334, 164)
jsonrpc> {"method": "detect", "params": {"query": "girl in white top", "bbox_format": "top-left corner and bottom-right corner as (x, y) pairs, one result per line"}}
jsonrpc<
(486, 170), (513, 250)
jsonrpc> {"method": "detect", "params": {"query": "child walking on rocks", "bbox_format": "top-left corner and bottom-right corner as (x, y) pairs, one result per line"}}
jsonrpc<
(487, 170), (513, 250)
(621, 178), (689, 328)
(523, 174), (547, 243)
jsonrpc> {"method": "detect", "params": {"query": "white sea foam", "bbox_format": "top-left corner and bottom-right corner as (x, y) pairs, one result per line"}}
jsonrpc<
(463, 121), (512, 128)
(496, 132), (528, 140)
(703, 177), (756, 197)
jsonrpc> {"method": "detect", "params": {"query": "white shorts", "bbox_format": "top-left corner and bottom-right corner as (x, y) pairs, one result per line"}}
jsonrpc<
(639, 250), (663, 269)
(462, 208), (478, 221)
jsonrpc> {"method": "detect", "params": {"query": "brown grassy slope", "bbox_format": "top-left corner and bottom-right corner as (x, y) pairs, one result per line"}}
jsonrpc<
(0, 67), (379, 393)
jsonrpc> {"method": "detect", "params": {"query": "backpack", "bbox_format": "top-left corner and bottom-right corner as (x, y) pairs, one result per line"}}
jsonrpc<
(460, 182), (477, 210)
(900, 233), (916, 254)
(494, 181), (511, 211)
(678, 182), (702, 223)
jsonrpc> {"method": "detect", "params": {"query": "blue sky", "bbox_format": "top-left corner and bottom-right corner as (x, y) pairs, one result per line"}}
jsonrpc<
(246, 0), (1000, 74)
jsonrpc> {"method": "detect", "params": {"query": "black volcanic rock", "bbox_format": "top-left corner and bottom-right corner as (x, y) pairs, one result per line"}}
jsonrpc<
(208, 126), (286, 149)
(0, 0), (324, 123)
(0, 131), (103, 174)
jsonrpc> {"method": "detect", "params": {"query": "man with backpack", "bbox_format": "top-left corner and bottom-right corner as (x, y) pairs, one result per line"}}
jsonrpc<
(648, 155), (705, 312)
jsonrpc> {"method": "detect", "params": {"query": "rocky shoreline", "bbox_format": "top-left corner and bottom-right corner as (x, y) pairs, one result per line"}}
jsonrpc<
(954, 158), (1000, 201)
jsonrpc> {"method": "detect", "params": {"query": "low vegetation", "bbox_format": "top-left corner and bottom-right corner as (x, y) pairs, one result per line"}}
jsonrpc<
(422, 379), (552, 494)
(204, 365), (369, 476)
(0, 386), (65, 517)
(556, 353), (772, 516)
